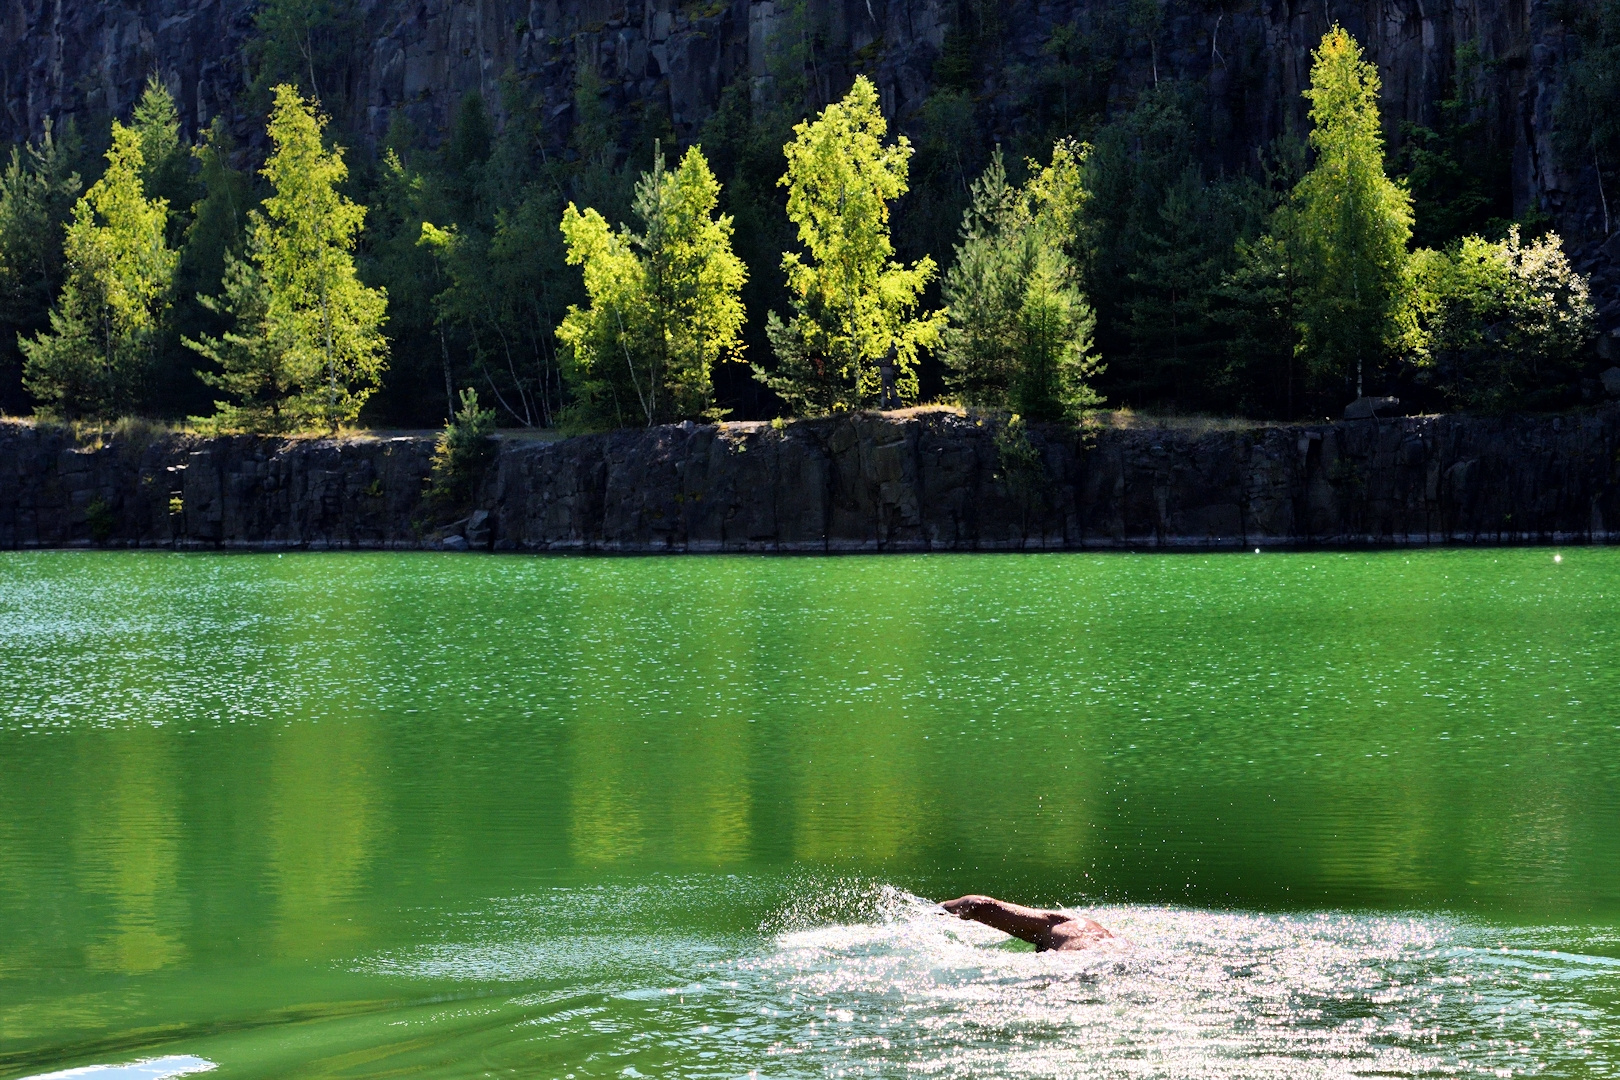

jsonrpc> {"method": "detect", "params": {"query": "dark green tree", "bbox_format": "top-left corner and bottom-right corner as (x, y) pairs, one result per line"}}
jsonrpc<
(186, 250), (284, 430)
(1213, 133), (1310, 418)
(1218, 213), (1308, 418)
(1124, 166), (1256, 403)
(420, 187), (572, 428)
(942, 144), (1101, 419)
(697, 83), (802, 417)
(1013, 7), (1128, 152)
(426, 386), (497, 510)
(176, 119), (252, 310)
(0, 119), (82, 413)
(402, 85), (577, 429)
(247, 0), (359, 114)
(893, 88), (989, 295)
(362, 145), (457, 423)
(131, 74), (197, 247)
(1396, 44), (1514, 248)
(570, 66), (634, 230)
(133, 76), (223, 419)
(1080, 84), (1256, 408)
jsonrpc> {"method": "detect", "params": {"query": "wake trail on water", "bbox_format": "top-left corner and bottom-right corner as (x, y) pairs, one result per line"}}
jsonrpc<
(743, 881), (1620, 1078)
(353, 874), (1620, 1078)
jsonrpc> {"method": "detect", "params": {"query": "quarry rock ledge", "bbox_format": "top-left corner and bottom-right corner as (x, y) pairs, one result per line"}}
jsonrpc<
(3, 408), (1620, 552)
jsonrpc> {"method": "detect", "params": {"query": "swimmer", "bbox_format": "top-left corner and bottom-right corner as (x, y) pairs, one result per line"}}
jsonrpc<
(940, 894), (1113, 952)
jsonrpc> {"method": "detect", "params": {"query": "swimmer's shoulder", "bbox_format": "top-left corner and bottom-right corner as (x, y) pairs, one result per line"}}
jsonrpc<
(1049, 916), (1115, 951)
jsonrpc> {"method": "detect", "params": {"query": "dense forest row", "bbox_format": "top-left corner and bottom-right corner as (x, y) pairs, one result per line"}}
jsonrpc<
(0, 0), (1616, 430)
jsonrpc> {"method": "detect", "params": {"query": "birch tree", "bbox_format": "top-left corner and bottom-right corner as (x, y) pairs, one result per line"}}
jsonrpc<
(192, 84), (387, 429)
(556, 144), (746, 427)
(21, 123), (175, 418)
(758, 76), (944, 414)
(1294, 27), (1414, 398)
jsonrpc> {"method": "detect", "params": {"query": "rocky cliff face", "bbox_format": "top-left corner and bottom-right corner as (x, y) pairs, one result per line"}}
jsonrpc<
(4, 408), (1618, 550)
(0, 0), (1608, 238)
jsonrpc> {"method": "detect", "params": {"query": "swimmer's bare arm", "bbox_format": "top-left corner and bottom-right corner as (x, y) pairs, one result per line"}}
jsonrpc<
(940, 895), (1080, 950)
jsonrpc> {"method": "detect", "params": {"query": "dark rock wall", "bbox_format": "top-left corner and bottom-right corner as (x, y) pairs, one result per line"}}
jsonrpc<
(0, 0), (1608, 248)
(0, 427), (437, 550)
(4, 409), (1617, 551)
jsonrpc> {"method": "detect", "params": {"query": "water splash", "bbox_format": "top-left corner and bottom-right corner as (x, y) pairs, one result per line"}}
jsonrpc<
(361, 878), (1620, 1078)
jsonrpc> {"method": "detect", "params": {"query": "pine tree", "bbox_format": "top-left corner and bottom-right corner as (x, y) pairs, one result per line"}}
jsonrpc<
(941, 151), (1022, 406)
(1294, 26), (1415, 399)
(177, 118), (252, 309)
(942, 142), (1101, 420)
(0, 119), (81, 411)
(1077, 86), (1263, 408)
(372, 146), (459, 424)
(131, 74), (196, 247)
(190, 85), (386, 430)
(133, 75), (219, 419)
(247, 0), (358, 113)
(1219, 213), (1308, 418)
(1213, 133), (1310, 418)
(1396, 44), (1513, 248)
(1078, 87), (1198, 386)
(21, 122), (176, 419)
(186, 248), (287, 429)
(1124, 166), (1249, 400)
(1016, 244), (1102, 420)
(554, 144), (748, 428)
(425, 386), (497, 509)
(758, 76), (945, 414)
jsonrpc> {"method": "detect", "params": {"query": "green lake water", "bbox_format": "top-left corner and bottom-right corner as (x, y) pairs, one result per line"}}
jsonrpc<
(3, 548), (1620, 1078)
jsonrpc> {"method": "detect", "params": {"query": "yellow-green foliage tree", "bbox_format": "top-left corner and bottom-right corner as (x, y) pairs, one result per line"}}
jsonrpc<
(554, 144), (747, 427)
(190, 84), (387, 430)
(942, 142), (1101, 420)
(21, 122), (176, 419)
(1411, 227), (1595, 411)
(1293, 26), (1415, 398)
(759, 75), (945, 414)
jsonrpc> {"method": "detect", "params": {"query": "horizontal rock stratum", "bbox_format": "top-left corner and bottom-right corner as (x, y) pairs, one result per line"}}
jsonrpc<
(2, 408), (1617, 551)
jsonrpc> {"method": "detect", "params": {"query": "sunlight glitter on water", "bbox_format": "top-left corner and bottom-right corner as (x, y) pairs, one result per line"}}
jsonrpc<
(9, 551), (1620, 1078)
(750, 900), (1494, 1077)
(363, 881), (1620, 1078)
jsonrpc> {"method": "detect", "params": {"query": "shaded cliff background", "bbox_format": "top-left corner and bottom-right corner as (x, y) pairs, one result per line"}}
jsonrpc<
(1, 0), (1617, 422)
(8, 408), (1620, 550)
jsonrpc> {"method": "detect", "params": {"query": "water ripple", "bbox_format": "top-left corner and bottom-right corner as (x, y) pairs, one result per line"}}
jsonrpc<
(361, 880), (1620, 1078)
